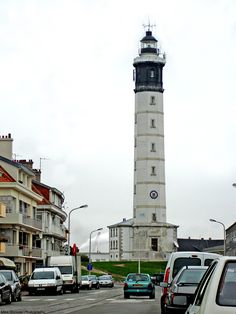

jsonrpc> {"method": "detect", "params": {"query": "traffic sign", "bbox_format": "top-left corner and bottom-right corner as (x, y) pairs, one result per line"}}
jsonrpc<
(87, 263), (93, 271)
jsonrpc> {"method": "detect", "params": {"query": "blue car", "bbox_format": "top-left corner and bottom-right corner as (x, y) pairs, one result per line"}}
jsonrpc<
(123, 273), (155, 299)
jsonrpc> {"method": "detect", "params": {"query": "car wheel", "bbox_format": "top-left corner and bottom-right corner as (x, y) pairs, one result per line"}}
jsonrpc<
(12, 292), (17, 302)
(149, 292), (155, 299)
(17, 293), (22, 301)
(6, 292), (12, 304)
(124, 293), (130, 299)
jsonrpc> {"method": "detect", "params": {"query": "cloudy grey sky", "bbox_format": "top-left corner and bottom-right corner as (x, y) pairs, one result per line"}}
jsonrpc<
(1, 0), (236, 247)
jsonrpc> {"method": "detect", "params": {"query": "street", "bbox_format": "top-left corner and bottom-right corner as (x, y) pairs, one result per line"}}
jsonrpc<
(0, 285), (162, 314)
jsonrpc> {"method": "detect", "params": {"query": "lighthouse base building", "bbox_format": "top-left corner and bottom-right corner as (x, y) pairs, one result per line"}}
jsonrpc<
(108, 28), (178, 261)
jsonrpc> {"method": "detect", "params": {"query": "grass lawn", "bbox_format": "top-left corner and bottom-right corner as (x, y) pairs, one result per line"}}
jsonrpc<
(81, 261), (167, 281)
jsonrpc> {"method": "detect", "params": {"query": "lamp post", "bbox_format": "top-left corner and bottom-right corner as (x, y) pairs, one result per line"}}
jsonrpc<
(209, 218), (226, 255)
(88, 227), (103, 274)
(68, 205), (88, 249)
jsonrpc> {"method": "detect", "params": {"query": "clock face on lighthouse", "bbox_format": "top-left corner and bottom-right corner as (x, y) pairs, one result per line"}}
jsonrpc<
(150, 190), (158, 199)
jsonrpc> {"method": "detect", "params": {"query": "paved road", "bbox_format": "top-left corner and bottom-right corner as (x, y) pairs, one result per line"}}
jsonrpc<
(0, 285), (162, 314)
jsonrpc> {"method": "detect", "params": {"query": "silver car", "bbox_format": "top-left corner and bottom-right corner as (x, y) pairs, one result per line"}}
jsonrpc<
(98, 275), (114, 288)
(0, 270), (21, 301)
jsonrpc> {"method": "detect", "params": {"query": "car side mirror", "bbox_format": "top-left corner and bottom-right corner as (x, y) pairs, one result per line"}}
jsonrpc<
(56, 275), (61, 280)
(172, 295), (188, 306)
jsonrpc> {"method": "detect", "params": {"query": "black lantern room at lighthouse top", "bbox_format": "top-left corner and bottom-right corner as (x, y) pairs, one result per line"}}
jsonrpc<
(133, 29), (165, 93)
(140, 30), (158, 53)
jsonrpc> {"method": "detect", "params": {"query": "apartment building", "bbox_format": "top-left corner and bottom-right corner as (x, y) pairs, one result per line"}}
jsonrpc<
(0, 134), (67, 275)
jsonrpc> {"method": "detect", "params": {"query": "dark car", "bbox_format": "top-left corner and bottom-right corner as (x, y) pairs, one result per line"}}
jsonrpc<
(0, 270), (21, 301)
(88, 275), (100, 289)
(0, 273), (12, 304)
(162, 266), (207, 314)
(151, 273), (164, 285)
(123, 273), (155, 299)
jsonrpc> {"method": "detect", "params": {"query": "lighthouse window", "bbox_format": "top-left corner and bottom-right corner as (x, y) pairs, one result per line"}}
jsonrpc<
(151, 143), (156, 152)
(151, 166), (156, 176)
(150, 69), (155, 78)
(150, 96), (156, 105)
(151, 119), (156, 128)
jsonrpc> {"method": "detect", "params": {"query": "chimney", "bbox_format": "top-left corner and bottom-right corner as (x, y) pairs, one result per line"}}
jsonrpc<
(33, 169), (41, 182)
(0, 134), (13, 160)
(18, 159), (33, 169)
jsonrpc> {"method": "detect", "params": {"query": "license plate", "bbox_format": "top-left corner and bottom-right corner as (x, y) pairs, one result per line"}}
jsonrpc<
(37, 288), (45, 290)
(133, 284), (142, 287)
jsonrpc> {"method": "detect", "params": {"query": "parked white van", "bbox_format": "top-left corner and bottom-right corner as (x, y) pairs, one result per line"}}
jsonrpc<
(160, 251), (220, 313)
(28, 267), (63, 295)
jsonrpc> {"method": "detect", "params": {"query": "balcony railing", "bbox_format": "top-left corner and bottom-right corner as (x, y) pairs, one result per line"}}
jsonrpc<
(0, 243), (42, 258)
(0, 212), (42, 230)
(22, 216), (42, 229)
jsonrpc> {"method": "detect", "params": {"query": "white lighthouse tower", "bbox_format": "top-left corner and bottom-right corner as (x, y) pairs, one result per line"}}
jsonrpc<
(108, 27), (178, 262)
(132, 27), (178, 260)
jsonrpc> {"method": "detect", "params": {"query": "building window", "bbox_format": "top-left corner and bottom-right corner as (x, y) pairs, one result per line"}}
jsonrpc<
(150, 96), (156, 105)
(134, 161), (136, 171)
(152, 213), (157, 222)
(151, 166), (156, 176)
(150, 69), (155, 78)
(151, 238), (158, 251)
(134, 185), (136, 194)
(150, 119), (156, 128)
(134, 137), (137, 147)
(151, 143), (156, 152)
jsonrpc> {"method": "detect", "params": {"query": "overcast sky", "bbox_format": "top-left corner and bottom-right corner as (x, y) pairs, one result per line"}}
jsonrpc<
(1, 0), (236, 247)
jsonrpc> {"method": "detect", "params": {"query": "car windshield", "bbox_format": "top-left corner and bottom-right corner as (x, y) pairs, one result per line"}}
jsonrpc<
(57, 266), (72, 275)
(178, 269), (206, 284)
(89, 276), (96, 279)
(0, 271), (12, 281)
(127, 274), (149, 282)
(99, 276), (110, 280)
(31, 271), (54, 280)
(81, 276), (89, 280)
(173, 258), (201, 278)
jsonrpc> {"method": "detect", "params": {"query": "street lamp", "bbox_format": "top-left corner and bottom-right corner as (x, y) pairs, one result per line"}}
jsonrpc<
(68, 204), (88, 249)
(88, 227), (103, 274)
(209, 218), (226, 256)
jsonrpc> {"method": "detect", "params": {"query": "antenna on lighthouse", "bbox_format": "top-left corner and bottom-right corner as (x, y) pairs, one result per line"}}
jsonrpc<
(143, 18), (156, 31)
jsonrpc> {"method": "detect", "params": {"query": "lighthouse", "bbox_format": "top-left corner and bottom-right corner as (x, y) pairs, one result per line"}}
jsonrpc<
(133, 27), (166, 224)
(108, 27), (177, 261)
(132, 27), (178, 260)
